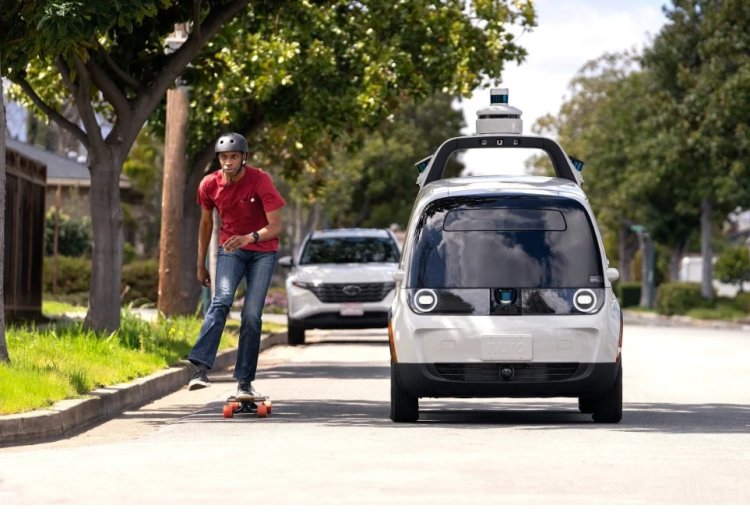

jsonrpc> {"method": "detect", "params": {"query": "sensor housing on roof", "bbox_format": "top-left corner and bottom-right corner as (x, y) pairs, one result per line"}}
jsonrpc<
(476, 88), (523, 135)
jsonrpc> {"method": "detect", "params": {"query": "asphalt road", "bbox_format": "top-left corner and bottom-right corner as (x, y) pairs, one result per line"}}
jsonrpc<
(0, 323), (748, 504)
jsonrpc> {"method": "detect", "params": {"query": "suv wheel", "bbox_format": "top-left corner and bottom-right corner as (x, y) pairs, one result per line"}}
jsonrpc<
(287, 319), (305, 345)
(390, 364), (418, 423)
(592, 363), (622, 423)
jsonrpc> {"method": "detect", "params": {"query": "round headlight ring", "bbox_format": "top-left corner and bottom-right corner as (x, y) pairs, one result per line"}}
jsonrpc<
(573, 288), (597, 313)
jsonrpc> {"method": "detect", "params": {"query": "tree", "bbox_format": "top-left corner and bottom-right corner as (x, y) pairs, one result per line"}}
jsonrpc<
(3, 1), (254, 331)
(323, 93), (466, 228)
(642, 0), (750, 301)
(147, 1), (538, 314)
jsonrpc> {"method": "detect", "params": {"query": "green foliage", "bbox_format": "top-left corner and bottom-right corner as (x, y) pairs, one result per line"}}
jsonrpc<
(43, 257), (158, 306)
(733, 292), (750, 313)
(44, 209), (92, 257)
(655, 282), (710, 316)
(322, 94), (466, 228)
(715, 246), (750, 292)
(616, 281), (642, 308)
(43, 256), (91, 294)
(121, 259), (159, 306)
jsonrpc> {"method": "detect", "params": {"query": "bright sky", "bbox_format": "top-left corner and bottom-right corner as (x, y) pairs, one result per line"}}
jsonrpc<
(457, 0), (669, 176)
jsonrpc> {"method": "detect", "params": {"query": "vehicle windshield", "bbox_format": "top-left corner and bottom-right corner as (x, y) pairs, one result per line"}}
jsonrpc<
(408, 195), (604, 288)
(300, 236), (400, 265)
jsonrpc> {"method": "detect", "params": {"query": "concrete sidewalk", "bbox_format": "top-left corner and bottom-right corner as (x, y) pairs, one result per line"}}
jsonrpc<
(0, 325), (288, 448)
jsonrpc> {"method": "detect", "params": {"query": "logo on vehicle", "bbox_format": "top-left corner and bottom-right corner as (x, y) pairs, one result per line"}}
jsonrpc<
(342, 285), (362, 296)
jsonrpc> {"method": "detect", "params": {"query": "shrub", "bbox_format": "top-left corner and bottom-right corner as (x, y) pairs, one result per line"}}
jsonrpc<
(121, 259), (158, 306)
(616, 281), (641, 308)
(715, 246), (750, 292)
(43, 256), (91, 294)
(656, 282), (710, 316)
(45, 209), (92, 257)
(733, 292), (750, 313)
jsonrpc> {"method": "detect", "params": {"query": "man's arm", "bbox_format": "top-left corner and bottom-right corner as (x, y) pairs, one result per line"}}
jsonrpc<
(223, 208), (283, 252)
(197, 208), (214, 286)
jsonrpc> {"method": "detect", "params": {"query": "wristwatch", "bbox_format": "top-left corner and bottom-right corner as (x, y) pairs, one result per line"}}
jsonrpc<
(251, 231), (260, 244)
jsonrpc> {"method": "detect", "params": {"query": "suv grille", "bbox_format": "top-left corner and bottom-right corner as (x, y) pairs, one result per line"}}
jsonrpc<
(435, 363), (580, 383)
(308, 282), (395, 303)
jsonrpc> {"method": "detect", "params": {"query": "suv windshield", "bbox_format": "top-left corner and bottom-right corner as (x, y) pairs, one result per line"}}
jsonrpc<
(409, 195), (603, 288)
(300, 236), (400, 265)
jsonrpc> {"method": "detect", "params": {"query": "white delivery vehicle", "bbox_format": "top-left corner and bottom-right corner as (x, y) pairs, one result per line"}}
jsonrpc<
(389, 89), (623, 423)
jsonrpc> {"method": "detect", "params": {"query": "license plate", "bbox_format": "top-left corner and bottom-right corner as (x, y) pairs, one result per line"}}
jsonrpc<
(481, 335), (533, 361)
(340, 303), (364, 317)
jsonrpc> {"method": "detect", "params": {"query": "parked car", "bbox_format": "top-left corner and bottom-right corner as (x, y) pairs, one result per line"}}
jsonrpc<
(279, 228), (401, 344)
(388, 89), (623, 423)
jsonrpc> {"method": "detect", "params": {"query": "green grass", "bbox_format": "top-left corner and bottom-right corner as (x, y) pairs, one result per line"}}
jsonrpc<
(0, 310), (283, 415)
(42, 299), (87, 317)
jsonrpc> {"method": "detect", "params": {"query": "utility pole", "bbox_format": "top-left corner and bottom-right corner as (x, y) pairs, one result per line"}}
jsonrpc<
(157, 24), (191, 316)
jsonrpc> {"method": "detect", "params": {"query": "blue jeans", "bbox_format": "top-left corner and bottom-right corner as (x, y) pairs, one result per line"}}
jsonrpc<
(189, 248), (277, 382)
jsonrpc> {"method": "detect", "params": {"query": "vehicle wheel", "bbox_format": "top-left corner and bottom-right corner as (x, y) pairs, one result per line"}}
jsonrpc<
(592, 363), (622, 423)
(390, 364), (418, 423)
(287, 320), (305, 345)
(578, 396), (596, 414)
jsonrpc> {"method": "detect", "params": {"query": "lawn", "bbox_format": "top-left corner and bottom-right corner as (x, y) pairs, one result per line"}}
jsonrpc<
(0, 308), (285, 415)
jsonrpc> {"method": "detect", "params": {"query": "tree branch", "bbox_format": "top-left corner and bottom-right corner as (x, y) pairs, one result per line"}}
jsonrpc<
(72, 56), (107, 152)
(132, 0), (249, 128)
(97, 46), (139, 90)
(14, 76), (89, 147)
(193, 0), (202, 39)
(85, 55), (133, 125)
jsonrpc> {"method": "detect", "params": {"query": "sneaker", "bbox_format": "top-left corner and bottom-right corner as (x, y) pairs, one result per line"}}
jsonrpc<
(236, 382), (259, 401)
(188, 368), (209, 390)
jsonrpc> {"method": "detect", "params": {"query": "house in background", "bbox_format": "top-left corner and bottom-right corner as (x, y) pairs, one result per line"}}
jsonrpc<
(5, 138), (138, 220)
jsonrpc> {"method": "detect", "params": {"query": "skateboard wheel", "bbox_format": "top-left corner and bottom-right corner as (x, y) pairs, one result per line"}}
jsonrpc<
(257, 403), (268, 418)
(232, 402), (241, 410)
(264, 400), (272, 414)
(222, 404), (234, 418)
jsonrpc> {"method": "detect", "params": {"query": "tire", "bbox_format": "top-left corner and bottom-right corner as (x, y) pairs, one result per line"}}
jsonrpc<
(592, 362), (622, 423)
(578, 397), (596, 414)
(287, 319), (305, 345)
(390, 364), (418, 423)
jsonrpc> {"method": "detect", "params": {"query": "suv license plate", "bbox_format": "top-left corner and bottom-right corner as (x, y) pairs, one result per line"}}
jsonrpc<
(340, 303), (364, 317)
(481, 335), (533, 361)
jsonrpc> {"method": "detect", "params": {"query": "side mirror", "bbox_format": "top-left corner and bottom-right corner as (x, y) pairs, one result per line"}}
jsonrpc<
(392, 269), (405, 282)
(278, 256), (293, 268)
(606, 267), (620, 283)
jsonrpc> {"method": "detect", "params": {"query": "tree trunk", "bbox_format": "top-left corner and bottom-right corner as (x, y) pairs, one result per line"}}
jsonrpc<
(668, 240), (687, 282)
(1, 71), (9, 362)
(84, 158), (125, 333)
(619, 223), (632, 282)
(157, 86), (191, 316)
(700, 197), (714, 301)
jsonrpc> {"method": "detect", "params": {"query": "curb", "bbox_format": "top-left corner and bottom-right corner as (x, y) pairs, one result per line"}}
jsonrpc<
(0, 332), (288, 448)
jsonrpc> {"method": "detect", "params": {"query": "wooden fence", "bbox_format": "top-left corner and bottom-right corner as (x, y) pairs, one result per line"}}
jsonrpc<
(3, 147), (46, 321)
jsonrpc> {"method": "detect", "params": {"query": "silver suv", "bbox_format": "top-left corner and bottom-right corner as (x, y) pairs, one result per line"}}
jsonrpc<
(278, 228), (401, 344)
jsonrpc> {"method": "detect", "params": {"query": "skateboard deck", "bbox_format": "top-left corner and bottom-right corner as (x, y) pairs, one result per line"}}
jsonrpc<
(222, 395), (272, 418)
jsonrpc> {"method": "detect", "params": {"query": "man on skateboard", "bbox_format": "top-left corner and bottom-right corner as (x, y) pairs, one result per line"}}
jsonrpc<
(186, 132), (285, 401)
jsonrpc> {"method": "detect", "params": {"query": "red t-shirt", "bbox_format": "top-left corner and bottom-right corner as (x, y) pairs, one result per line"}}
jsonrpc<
(197, 166), (286, 252)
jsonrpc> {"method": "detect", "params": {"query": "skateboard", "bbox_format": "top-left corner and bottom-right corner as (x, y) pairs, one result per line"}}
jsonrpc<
(222, 395), (272, 418)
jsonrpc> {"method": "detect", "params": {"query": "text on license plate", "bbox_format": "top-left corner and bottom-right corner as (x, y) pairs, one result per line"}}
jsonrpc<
(340, 303), (364, 317)
(481, 335), (533, 361)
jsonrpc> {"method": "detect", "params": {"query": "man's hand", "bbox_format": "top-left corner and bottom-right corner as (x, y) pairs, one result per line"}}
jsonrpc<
(197, 265), (211, 287)
(223, 233), (253, 252)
